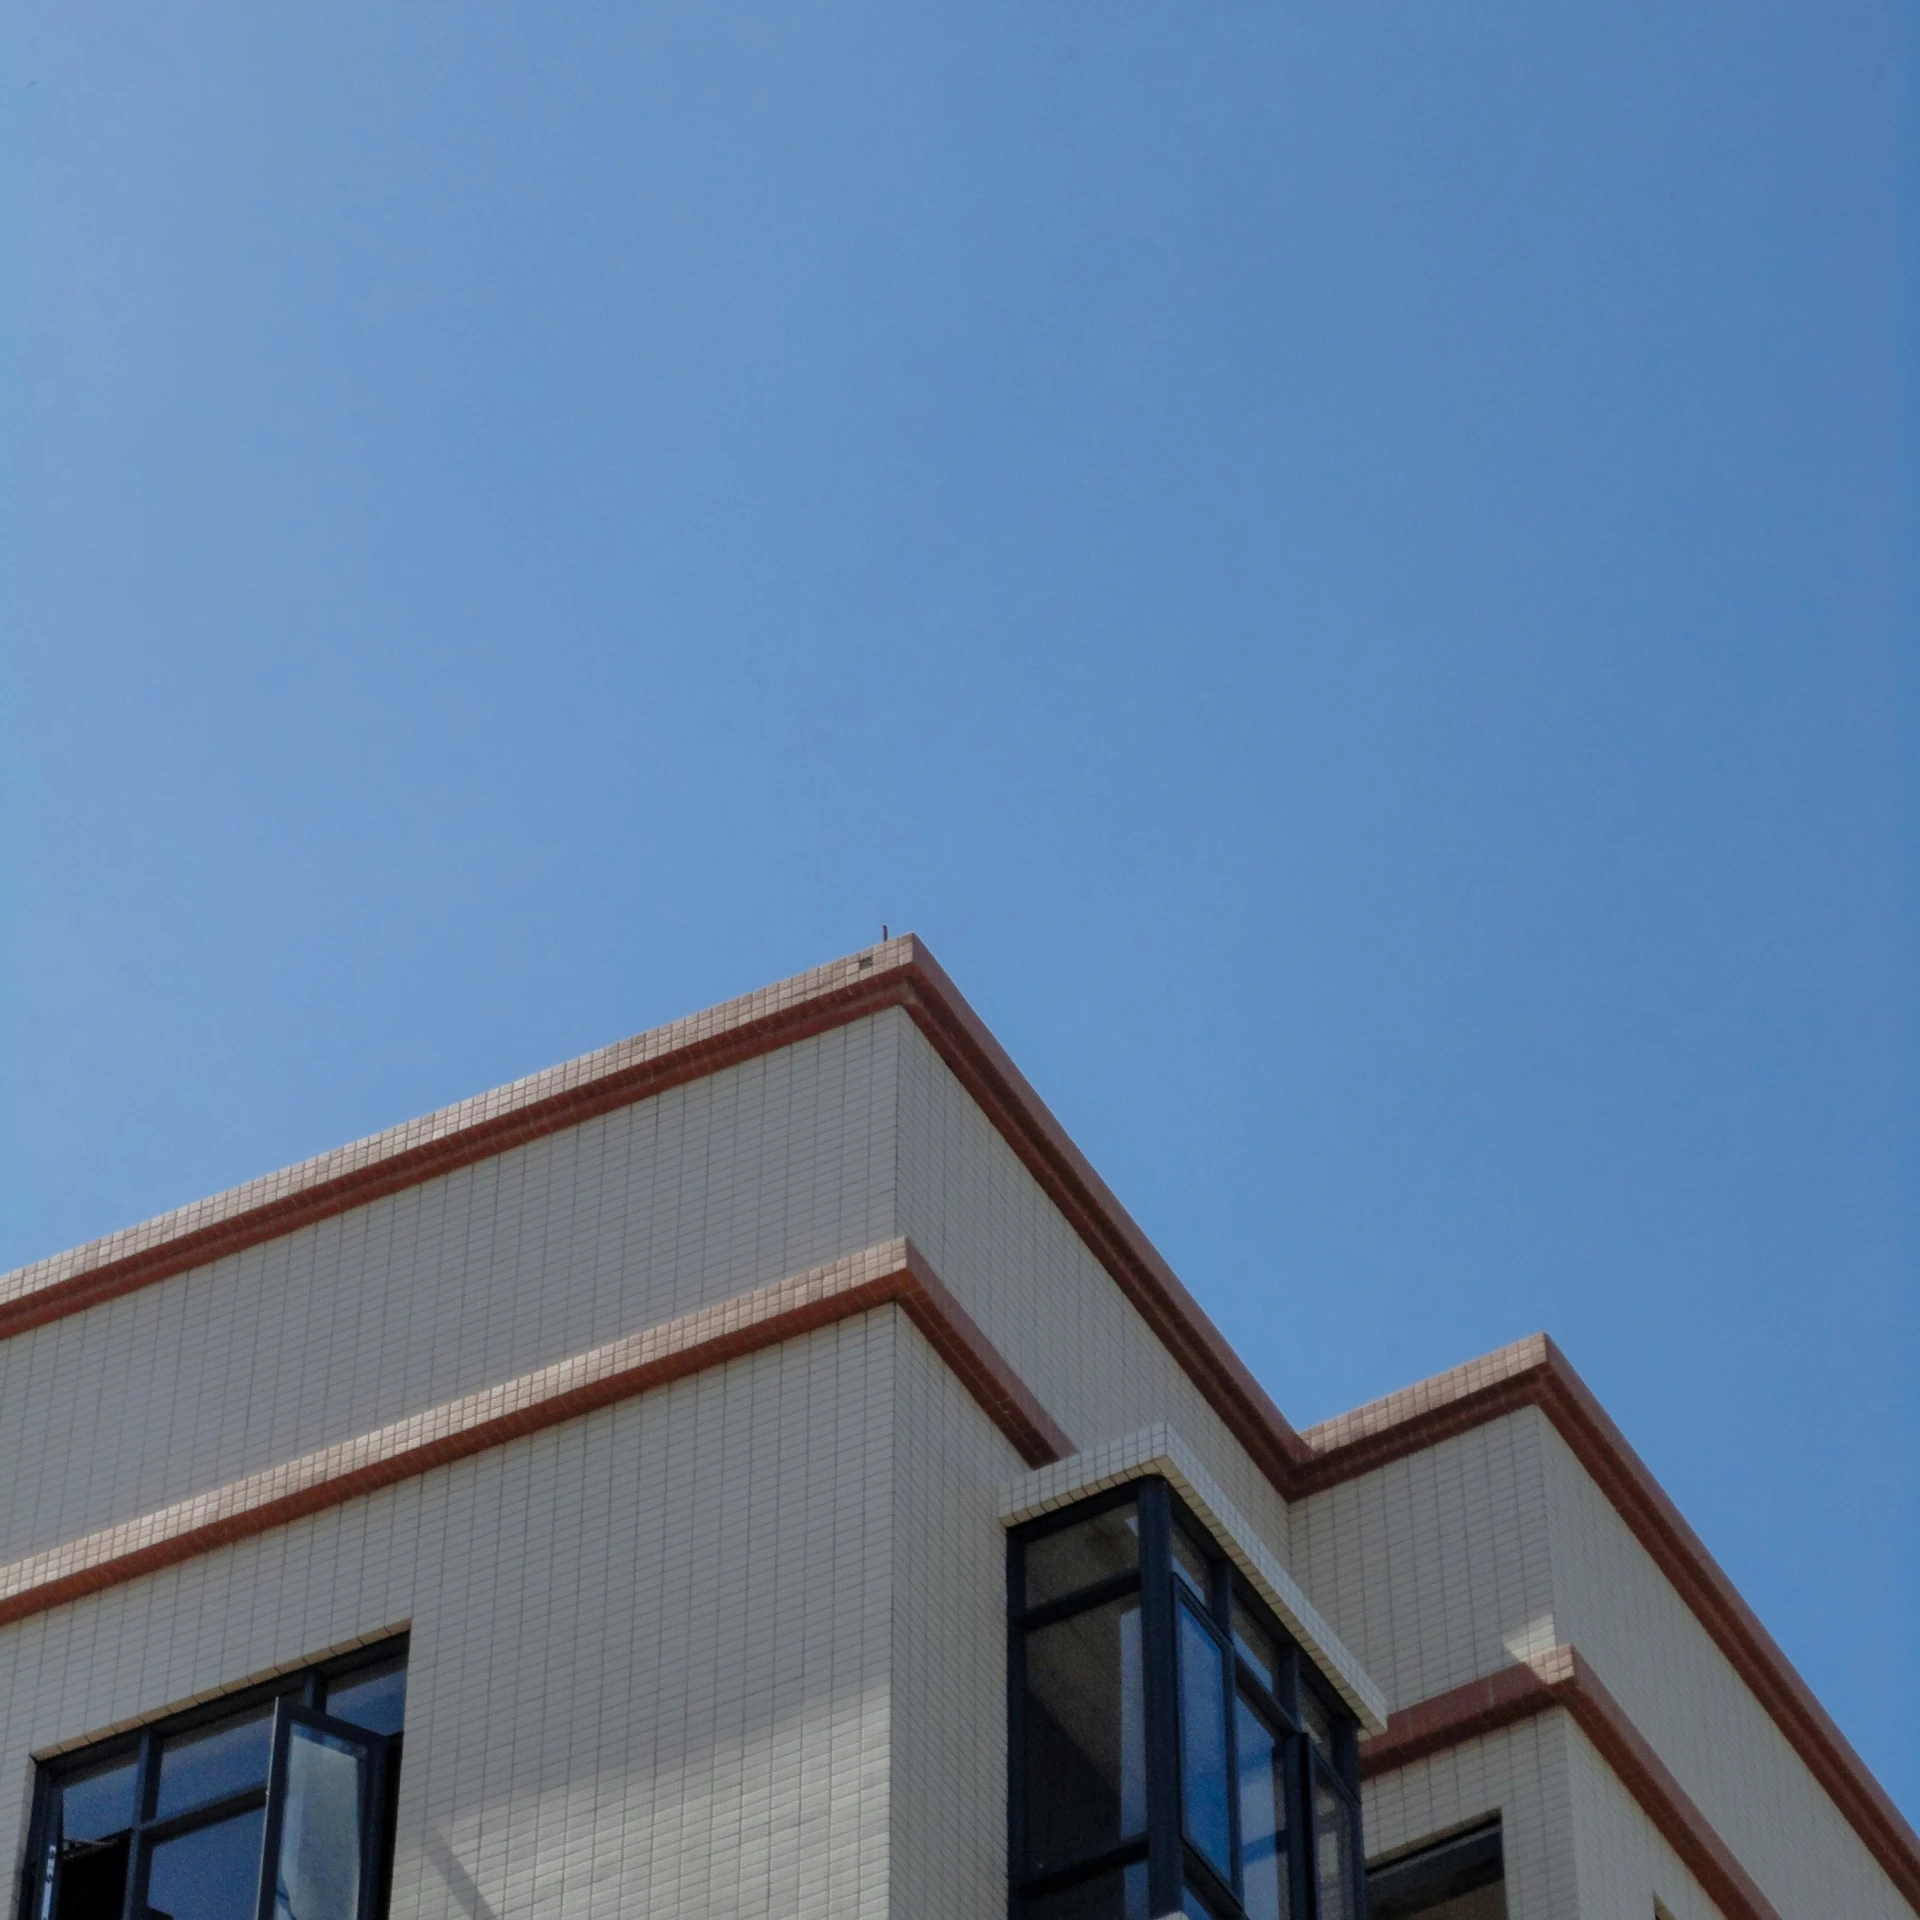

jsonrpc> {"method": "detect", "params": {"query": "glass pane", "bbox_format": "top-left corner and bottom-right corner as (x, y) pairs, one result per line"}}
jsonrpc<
(1236, 1695), (1291, 1920)
(1022, 1860), (1149, 1920)
(1176, 1605), (1231, 1880)
(269, 1722), (368, 1920)
(1021, 1595), (1147, 1875)
(1183, 1888), (1225, 1920)
(51, 1834), (128, 1920)
(1297, 1689), (1328, 1758)
(145, 1804), (266, 1920)
(1025, 1506), (1139, 1609)
(1313, 1772), (1359, 1920)
(1367, 1823), (1506, 1920)
(1231, 1598), (1279, 1697)
(58, 1756), (138, 1843)
(1300, 1684), (1334, 1763)
(1172, 1528), (1212, 1603)
(325, 1660), (407, 1737)
(157, 1707), (273, 1820)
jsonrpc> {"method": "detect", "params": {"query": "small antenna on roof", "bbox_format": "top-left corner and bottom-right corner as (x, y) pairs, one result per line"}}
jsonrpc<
(882, 924), (889, 941)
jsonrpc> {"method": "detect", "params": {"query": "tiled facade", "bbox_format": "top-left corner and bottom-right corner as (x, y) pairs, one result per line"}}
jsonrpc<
(3, 942), (1913, 1919)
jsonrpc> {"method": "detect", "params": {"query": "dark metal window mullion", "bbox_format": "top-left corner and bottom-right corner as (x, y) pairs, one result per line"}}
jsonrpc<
(119, 1728), (159, 1920)
(1284, 1718), (1312, 1920)
(1213, 1563), (1244, 1911)
(1138, 1479), (1184, 1919)
(1004, 1527), (1028, 1905)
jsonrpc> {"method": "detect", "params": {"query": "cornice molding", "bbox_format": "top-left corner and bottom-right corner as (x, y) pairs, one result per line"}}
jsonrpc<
(3, 939), (1910, 1905)
(1303, 1339), (1920, 1912)
(1362, 1643), (1787, 1920)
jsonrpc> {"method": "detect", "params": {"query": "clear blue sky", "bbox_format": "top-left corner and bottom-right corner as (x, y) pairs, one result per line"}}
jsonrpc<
(5, 0), (1914, 1821)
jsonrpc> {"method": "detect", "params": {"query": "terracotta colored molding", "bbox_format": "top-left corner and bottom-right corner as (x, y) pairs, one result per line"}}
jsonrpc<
(1362, 1643), (1785, 1920)
(0, 1238), (1070, 1631)
(2, 940), (1910, 1905)
(895, 943), (1314, 1486)
(0, 947), (932, 1338)
(1304, 1341), (1920, 1913)
(0, 939), (1311, 1493)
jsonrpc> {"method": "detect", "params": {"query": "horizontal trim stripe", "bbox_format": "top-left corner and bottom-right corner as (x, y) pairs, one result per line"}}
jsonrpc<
(2, 938), (1911, 1905)
(0, 1238), (1070, 1630)
(1363, 1643), (1785, 1920)
(1305, 1339), (1920, 1912)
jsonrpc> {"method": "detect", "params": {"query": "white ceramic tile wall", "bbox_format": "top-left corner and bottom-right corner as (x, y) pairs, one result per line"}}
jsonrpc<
(888, 1316), (1023, 1918)
(1364, 1712), (1579, 1920)
(1561, 1718), (1721, 1920)
(1540, 1423), (1909, 1920)
(893, 1019), (1295, 1569)
(5, 982), (1908, 1920)
(1289, 1408), (1560, 1716)
(3, 1316), (901, 1920)
(0, 1018), (900, 1566)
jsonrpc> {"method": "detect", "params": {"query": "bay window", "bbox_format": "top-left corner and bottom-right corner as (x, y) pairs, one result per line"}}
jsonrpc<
(1011, 1485), (1364, 1920)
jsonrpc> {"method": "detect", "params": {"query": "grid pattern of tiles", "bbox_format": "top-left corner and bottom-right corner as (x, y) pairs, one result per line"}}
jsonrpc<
(1541, 1422), (1911, 1920)
(3, 1315), (902, 1920)
(1364, 1712), (1579, 1920)
(888, 1314), (1024, 1917)
(0, 1017), (900, 1568)
(1564, 1714), (1724, 1920)
(1289, 1408), (1559, 1717)
(1000, 1423), (1385, 1730)
(0, 943), (919, 1315)
(894, 1019), (1297, 1570)
(0, 1239), (1070, 1629)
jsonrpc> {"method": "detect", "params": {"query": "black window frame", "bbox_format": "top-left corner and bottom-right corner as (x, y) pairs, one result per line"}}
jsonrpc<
(1010, 1481), (1366, 1920)
(21, 1635), (408, 1920)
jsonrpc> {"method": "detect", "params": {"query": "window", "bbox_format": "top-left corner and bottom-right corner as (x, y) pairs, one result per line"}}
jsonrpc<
(1366, 1821), (1505, 1920)
(25, 1639), (407, 1920)
(1010, 1484), (1365, 1920)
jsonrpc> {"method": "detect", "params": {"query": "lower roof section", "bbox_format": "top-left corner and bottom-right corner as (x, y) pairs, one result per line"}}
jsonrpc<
(2, 938), (1912, 1905)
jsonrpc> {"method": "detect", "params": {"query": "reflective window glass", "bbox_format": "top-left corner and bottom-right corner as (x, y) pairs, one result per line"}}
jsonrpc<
(1313, 1773), (1359, 1920)
(1025, 1506), (1139, 1610)
(1300, 1685), (1334, 1763)
(58, 1757), (138, 1844)
(1236, 1696), (1290, 1920)
(268, 1722), (368, 1920)
(1021, 1861), (1150, 1920)
(1176, 1605), (1231, 1881)
(1231, 1598), (1279, 1697)
(326, 1660), (408, 1738)
(156, 1707), (273, 1821)
(145, 1805), (266, 1920)
(1022, 1596), (1147, 1875)
(1172, 1528), (1212, 1603)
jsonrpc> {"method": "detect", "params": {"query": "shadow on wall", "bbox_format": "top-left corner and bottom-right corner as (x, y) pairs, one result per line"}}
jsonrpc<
(424, 1829), (501, 1920)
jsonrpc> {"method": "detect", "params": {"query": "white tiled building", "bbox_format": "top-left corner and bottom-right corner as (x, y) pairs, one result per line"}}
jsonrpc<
(2, 940), (1913, 1920)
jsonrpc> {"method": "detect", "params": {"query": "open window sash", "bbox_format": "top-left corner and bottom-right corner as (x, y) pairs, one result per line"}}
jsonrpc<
(254, 1703), (386, 1920)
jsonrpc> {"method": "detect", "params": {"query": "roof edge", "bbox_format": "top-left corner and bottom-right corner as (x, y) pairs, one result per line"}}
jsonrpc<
(1301, 1338), (1920, 1909)
(0, 939), (1308, 1476)
(8, 942), (1909, 1900)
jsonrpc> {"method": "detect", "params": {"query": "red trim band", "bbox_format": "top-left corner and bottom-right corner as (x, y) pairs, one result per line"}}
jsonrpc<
(0, 1238), (1070, 1631)
(1364, 1644), (1785, 1920)
(2, 939), (1910, 1905)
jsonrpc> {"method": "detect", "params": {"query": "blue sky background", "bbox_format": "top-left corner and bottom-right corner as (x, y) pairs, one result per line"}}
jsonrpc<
(5, 0), (1915, 1821)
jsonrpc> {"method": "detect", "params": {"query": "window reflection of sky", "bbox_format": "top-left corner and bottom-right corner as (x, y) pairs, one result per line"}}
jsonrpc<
(146, 1805), (265, 1920)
